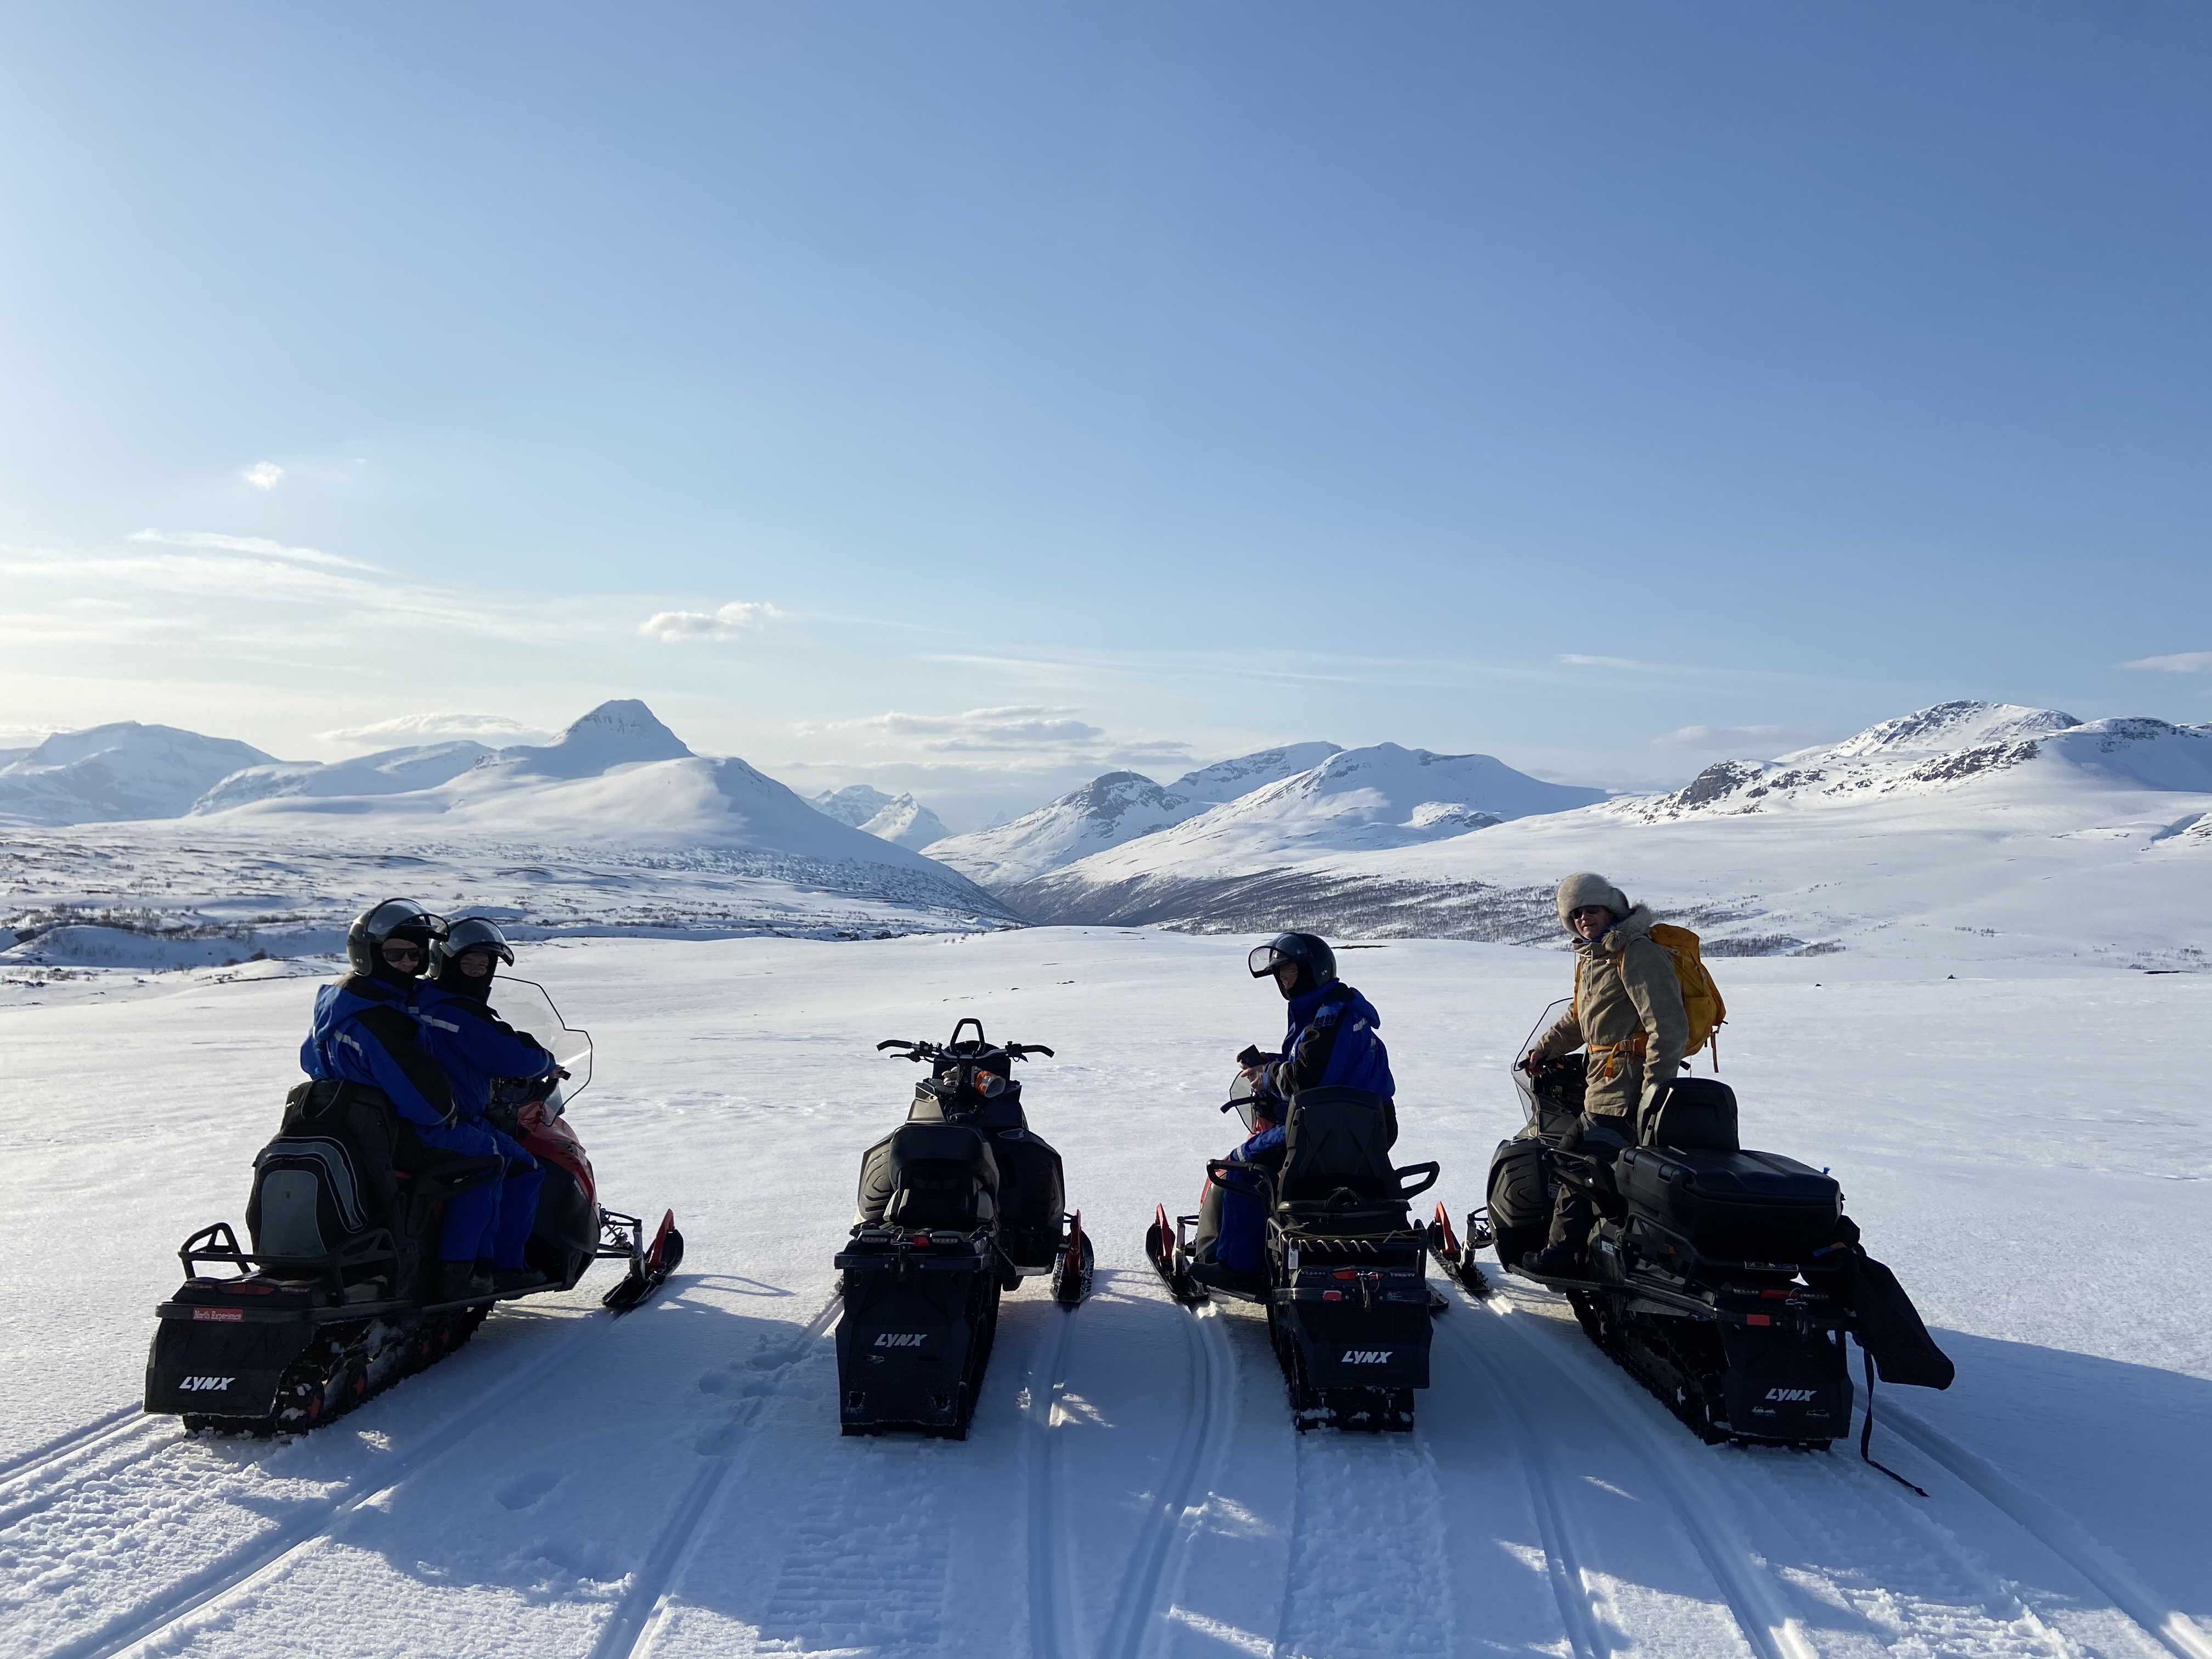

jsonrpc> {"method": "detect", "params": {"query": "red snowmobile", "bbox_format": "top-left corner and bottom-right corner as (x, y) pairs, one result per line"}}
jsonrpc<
(144, 978), (681, 1434)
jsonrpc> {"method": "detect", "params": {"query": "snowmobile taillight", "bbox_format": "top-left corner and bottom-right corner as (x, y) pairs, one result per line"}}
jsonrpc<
(1323, 1290), (1343, 1301)
(1761, 1288), (1790, 1300)
(1746, 1313), (1772, 1326)
(1334, 1269), (1357, 1280)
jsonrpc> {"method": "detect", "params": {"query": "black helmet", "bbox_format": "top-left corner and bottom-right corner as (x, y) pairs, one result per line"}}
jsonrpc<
(430, 916), (515, 995)
(1248, 932), (1336, 987)
(345, 899), (448, 981)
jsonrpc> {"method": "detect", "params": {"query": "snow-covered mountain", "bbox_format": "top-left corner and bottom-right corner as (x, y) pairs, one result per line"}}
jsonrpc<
(812, 785), (899, 827)
(190, 740), (495, 812)
(3, 702), (1013, 961)
(923, 771), (1210, 887)
(810, 785), (950, 850)
(926, 743), (1372, 889)
(1170, 742), (1343, 803)
(1007, 703), (2212, 969)
(857, 794), (950, 850)
(0, 723), (278, 827)
(1000, 742), (1606, 918)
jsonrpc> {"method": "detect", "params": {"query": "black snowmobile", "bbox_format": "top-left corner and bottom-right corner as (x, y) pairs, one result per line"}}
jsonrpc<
(1431, 1005), (1954, 1483)
(1147, 1071), (1440, 1431)
(144, 980), (682, 1435)
(834, 1019), (1091, 1439)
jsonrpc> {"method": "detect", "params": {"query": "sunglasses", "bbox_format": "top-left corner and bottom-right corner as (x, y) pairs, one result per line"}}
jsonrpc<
(380, 941), (426, 963)
(1568, 906), (1611, 922)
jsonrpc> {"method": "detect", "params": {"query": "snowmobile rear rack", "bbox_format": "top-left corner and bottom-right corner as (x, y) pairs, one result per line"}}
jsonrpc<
(176, 1221), (400, 1302)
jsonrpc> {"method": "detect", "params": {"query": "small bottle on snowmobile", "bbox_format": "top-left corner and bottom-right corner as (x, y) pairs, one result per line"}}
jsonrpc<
(143, 978), (681, 1436)
(1431, 1000), (1955, 1481)
(833, 1018), (1090, 1440)
(1145, 1066), (1442, 1432)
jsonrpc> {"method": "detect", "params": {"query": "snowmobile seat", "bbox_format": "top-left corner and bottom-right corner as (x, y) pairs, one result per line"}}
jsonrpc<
(1640, 1078), (1740, 1152)
(1278, 1087), (1398, 1200)
(857, 1122), (1000, 1231)
(246, 1136), (377, 1266)
(1616, 1147), (1840, 1264)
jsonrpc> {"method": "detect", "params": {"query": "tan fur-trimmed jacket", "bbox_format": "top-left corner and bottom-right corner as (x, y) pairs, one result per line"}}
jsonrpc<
(1531, 904), (1689, 1122)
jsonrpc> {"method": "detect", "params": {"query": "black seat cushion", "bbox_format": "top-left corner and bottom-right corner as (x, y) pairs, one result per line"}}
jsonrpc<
(1279, 1087), (1400, 1203)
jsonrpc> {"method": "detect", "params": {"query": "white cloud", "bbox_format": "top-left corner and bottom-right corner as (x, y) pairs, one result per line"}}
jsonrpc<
(320, 713), (552, 747)
(640, 601), (781, 641)
(2125, 651), (2212, 673)
(129, 528), (381, 572)
(242, 461), (284, 490)
(1652, 723), (1821, 749)
(1558, 653), (1645, 670)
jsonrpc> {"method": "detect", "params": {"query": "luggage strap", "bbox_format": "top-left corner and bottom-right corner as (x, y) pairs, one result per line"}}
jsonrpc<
(1585, 1034), (1648, 1082)
(1860, 1349), (1930, 1497)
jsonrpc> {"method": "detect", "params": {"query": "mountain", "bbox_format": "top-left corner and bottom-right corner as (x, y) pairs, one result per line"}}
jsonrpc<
(1000, 742), (1606, 919)
(859, 794), (950, 851)
(811, 785), (950, 850)
(1002, 703), (2212, 968)
(4, 702), (1014, 961)
(1171, 742), (1343, 803)
(191, 741), (496, 813)
(812, 785), (899, 827)
(0, 723), (279, 827)
(924, 771), (1210, 887)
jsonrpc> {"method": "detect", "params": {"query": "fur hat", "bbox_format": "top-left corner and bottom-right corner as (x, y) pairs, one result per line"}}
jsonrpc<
(1555, 871), (1631, 930)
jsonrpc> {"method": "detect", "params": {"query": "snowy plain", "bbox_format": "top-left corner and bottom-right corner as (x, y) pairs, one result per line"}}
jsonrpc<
(1, 928), (2206, 1659)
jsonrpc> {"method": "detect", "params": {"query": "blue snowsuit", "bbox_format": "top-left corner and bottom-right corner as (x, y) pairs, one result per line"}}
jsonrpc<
(300, 975), (546, 1268)
(1216, 983), (1395, 1273)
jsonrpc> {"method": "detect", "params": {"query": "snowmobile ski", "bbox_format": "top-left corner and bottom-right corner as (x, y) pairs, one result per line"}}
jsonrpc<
(1426, 1201), (1492, 1297)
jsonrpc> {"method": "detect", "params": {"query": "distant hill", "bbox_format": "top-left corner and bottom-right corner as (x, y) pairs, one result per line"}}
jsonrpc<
(0, 723), (278, 827)
(811, 785), (951, 850)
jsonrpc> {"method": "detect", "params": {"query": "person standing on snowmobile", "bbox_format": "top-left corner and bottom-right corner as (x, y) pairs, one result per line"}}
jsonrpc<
(300, 900), (557, 1301)
(1206, 933), (1395, 1279)
(1518, 873), (1689, 1276)
(419, 916), (557, 1292)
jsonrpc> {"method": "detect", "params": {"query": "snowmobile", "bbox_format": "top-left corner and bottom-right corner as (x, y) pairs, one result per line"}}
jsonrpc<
(834, 1019), (1091, 1439)
(1430, 1002), (1954, 1483)
(144, 978), (682, 1435)
(1146, 1071), (1440, 1431)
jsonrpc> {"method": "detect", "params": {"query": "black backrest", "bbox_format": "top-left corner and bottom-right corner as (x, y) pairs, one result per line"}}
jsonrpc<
(1641, 1077), (1740, 1152)
(880, 1122), (999, 1228)
(1279, 1086), (1399, 1202)
(246, 1136), (371, 1261)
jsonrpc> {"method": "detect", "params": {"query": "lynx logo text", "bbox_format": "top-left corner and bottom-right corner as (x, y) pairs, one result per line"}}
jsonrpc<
(178, 1376), (235, 1392)
(873, 1334), (927, 1349)
(1765, 1387), (1817, 1402)
(1340, 1350), (1394, 1365)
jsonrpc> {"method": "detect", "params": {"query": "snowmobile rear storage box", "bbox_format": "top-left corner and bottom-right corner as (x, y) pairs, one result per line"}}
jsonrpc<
(1615, 1147), (1839, 1262)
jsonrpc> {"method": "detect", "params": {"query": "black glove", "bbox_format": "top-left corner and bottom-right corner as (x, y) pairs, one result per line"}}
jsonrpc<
(1236, 1045), (1265, 1069)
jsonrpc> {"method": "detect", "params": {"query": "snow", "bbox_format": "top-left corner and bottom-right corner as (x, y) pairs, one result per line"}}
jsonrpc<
(0, 723), (277, 828)
(1006, 707), (2212, 967)
(0, 929), (2205, 1658)
(191, 741), (496, 812)
(2, 703), (1017, 956)
(1170, 743), (1345, 804)
(858, 795), (951, 852)
(925, 772), (1211, 888)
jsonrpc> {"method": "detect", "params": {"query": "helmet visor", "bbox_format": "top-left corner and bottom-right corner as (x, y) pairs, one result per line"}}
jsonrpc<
(443, 918), (515, 966)
(1249, 942), (1299, 978)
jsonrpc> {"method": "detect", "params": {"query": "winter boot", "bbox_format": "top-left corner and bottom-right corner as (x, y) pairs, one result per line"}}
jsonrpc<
(436, 1260), (494, 1302)
(1522, 1241), (1585, 1278)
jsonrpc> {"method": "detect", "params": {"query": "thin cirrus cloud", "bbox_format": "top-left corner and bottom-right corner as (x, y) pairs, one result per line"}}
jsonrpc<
(796, 704), (1194, 773)
(241, 461), (284, 490)
(1651, 724), (1825, 752)
(2125, 652), (2212, 673)
(319, 712), (552, 747)
(639, 600), (781, 641)
(128, 528), (381, 571)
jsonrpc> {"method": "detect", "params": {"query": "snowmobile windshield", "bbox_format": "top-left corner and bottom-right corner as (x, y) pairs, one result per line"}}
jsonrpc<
(493, 977), (594, 1111)
(1226, 1068), (1260, 1132)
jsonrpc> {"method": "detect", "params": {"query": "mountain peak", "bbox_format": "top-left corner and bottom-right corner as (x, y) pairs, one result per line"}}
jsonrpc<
(498, 700), (693, 779)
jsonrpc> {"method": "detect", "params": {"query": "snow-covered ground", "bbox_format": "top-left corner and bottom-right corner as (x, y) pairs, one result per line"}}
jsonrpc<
(2, 929), (2204, 1658)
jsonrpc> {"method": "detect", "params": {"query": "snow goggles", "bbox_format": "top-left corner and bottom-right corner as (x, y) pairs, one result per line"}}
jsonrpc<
(1249, 944), (1300, 977)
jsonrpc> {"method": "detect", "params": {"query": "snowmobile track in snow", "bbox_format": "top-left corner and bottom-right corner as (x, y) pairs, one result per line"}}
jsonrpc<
(49, 1309), (620, 1659)
(1097, 1291), (1237, 1659)
(1475, 1282), (2201, 1659)
(1024, 1301), (1080, 1659)
(584, 1291), (844, 1659)
(0, 1409), (169, 1534)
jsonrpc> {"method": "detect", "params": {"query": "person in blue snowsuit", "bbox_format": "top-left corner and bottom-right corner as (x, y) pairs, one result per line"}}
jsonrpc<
(301, 900), (556, 1302)
(1209, 932), (1395, 1279)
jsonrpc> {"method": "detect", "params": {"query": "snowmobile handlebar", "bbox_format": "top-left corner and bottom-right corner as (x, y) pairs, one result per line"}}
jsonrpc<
(874, 1037), (1056, 1062)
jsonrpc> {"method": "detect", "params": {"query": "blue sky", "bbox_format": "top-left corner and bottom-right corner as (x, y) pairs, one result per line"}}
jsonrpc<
(2, 3), (2205, 826)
